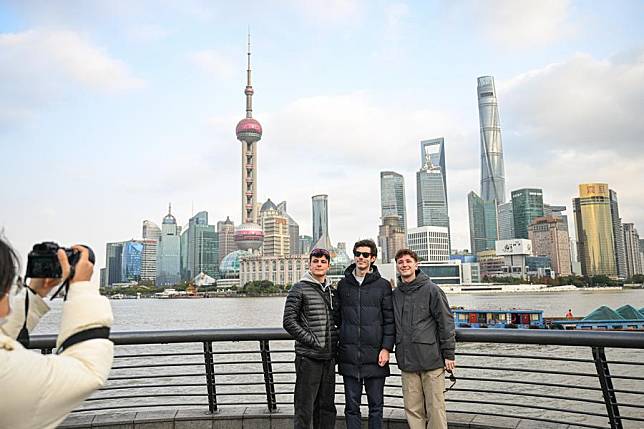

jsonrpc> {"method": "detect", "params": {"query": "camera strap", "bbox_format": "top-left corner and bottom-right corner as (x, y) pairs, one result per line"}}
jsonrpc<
(17, 288), (31, 347)
(50, 265), (75, 301)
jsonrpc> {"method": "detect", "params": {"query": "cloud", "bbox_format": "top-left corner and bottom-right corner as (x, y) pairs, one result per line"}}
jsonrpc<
(188, 50), (236, 80)
(458, 0), (574, 49)
(291, 0), (363, 23)
(500, 49), (644, 158)
(0, 30), (144, 91)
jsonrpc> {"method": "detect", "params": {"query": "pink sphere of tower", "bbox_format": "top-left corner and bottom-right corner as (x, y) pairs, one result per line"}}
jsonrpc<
(235, 118), (262, 142)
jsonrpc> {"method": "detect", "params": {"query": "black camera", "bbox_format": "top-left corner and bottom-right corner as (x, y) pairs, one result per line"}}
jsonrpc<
(26, 242), (95, 278)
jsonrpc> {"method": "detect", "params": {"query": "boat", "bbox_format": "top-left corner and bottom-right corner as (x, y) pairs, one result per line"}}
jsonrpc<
(453, 308), (545, 329)
(550, 305), (644, 330)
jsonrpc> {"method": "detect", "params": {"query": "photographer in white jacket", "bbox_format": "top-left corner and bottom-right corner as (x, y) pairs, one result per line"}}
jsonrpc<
(0, 237), (114, 429)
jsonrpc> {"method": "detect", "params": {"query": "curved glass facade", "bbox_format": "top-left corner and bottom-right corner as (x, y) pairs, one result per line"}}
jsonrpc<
(220, 250), (251, 277)
(573, 183), (617, 277)
(477, 76), (506, 204)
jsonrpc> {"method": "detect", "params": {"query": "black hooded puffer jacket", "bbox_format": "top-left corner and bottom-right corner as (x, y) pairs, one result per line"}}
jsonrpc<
(282, 272), (340, 360)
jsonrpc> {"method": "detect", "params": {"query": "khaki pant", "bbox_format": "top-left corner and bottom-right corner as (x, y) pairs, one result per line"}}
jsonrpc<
(400, 368), (447, 429)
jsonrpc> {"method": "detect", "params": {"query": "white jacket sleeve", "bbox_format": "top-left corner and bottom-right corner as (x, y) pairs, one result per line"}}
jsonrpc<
(0, 281), (114, 429)
(0, 288), (49, 339)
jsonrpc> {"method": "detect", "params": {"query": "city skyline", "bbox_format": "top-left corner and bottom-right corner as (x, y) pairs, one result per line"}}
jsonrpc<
(1, 2), (643, 284)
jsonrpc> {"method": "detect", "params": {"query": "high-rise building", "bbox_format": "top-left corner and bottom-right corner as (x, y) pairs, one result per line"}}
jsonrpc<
(573, 183), (617, 277)
(185, 211), (219, 281)
(157, 205), (181, 286)
(121, 240), (143, 282)
(378, 214), (406, 263)
(623, 223), (642, 278)
(497, 202), (515, 240)
(511, 188), (544, 239)
(216, 216), (237, 263)
(528, 215), (572, 276)
(609, 190), (628, 278)
(105, 242), (124, 286)
(260, 198), (290, 257)
(406, 226), (450, 263)
(234, 34), (264, 253)
(142, 220), (161, 241)
(277, 201), (300, 255)
(467, 191), (498, 254)
(141, 239), (158, 283)
(477, 76), (506, 204)
(544, 204), (568, 223)
(299, 235), (314, 255)
(640, 239), (644, 275)
(380, 171), (407, 232)
(312, 194), (332, 249)
(416, 138), (450, 247)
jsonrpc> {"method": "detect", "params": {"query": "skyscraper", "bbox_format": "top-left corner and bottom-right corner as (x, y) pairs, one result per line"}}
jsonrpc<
(260, 198), (290, 257)
(105, 242), (124, 286)
(121, 240), (143, 282)
(477, 76), (506, 204)
(609, 190), (628, 278)
(185, 211), (219, 281)
(378, 214), (406, 263)
(467, 191), (498, 254)
(511, 188), (544, 239)
(142, 220), (161, 241)
(157, 205), (181, 286)
(216, 216), (236, 263)
(312, 194), (331, 249)
(573, 183), (617, 277)
(234, 34), (264, 253)
(416, 138), (450, 247)
(528, 215), (572, 276)
(380, 171), (407, 231)
(623, 223), (642, 278)
(277, 201), (300, 255)
(497, 202), (515, 240)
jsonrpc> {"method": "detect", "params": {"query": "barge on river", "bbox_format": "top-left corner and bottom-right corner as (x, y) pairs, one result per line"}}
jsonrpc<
(453, 308), (545, 329)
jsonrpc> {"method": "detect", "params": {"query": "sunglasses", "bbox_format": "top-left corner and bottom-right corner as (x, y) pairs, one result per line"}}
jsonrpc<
(353, 251), (372, 258)
(310, 248), (330, 258)
(444, 371), (457, 393)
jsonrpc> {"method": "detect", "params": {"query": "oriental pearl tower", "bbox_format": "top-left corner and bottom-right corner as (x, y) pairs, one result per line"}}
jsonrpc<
(234, 34), (264, 252)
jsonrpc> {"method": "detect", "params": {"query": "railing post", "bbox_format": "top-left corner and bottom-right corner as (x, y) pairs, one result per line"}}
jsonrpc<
(592, 346), (622, 429)
(203, 341), (218, 413)
(259, 339), (278, 412)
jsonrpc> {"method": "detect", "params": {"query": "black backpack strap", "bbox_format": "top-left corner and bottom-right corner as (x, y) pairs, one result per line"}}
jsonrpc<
(57, 327), (111, 354)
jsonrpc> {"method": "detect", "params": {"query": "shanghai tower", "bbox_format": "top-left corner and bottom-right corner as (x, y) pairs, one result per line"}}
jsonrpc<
(477, 76), (506, 204)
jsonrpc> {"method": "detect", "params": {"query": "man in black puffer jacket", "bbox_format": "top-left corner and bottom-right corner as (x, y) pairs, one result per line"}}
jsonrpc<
(283, 248), (340, 429)
(337, 239), (394, 429)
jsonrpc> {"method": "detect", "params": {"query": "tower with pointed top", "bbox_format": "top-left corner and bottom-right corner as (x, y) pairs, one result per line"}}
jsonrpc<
(234, 34), (264, 252)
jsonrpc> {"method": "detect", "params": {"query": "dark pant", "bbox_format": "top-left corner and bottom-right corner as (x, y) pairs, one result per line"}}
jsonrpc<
(343, 376), (386, 429)
(294, 355), (337, 429)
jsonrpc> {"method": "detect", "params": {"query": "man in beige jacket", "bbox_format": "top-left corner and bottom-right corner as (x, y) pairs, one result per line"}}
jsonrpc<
(0, 238), (114, 429)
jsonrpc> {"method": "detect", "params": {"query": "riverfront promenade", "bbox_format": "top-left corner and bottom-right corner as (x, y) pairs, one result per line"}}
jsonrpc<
(57, 406), (542, 428)
(29, 327), (644, 429)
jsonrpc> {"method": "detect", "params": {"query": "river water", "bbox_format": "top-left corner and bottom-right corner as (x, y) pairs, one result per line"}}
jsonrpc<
(32, 289), (644, 428)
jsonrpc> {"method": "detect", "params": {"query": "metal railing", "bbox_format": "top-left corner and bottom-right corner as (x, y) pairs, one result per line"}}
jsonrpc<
(29, 329), (644, 429)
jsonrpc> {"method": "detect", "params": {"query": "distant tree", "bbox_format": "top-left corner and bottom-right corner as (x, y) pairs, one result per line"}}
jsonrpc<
(628, 274), (644, 284)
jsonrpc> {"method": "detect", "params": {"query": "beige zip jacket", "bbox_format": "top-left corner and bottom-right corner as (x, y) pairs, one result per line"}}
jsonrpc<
(0, 281), (114, 429)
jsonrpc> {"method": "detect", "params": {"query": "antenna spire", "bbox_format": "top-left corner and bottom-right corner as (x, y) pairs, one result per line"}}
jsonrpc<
(245, 31), (254, 118)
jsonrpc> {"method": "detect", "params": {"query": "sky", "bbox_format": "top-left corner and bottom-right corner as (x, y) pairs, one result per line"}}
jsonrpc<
(1, 0), (643, 283)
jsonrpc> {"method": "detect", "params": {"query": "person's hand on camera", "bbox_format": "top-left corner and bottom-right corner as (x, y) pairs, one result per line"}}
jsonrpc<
(29, 249), (71, 297)
(70, 245), (93, 283)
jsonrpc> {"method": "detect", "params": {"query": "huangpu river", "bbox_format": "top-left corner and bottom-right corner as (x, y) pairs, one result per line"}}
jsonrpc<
(33, 287), (644, 333)
(31, 288), (644, 428)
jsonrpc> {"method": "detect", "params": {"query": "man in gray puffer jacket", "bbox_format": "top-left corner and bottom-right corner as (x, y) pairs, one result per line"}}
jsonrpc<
(392, 248), (455, 429)
(283, 248), (340, 429)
